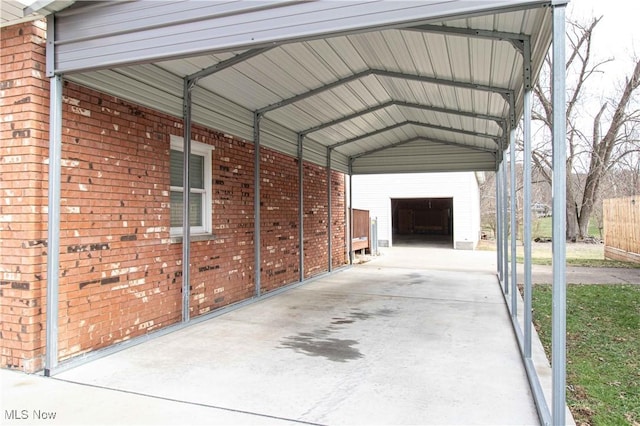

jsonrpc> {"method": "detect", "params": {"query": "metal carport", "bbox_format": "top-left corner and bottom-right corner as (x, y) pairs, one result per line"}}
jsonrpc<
(38, 1), (568, 424)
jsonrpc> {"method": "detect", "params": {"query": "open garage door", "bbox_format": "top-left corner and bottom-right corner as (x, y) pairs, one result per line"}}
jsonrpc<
(391, 198), (453, 248)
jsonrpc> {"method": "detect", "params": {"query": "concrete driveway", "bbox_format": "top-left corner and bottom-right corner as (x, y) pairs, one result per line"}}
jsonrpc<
(2, 247), (542, 425)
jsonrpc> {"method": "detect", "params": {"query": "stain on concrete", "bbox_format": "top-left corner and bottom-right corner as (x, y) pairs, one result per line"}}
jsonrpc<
(404, 272), (431, 286)
(280, 330), (362, 362)
(280, 307), (396, 361)
(331, 318), (355, 325)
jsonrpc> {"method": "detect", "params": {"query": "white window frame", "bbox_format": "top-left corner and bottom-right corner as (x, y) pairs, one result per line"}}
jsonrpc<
(169, 134), (213, 237)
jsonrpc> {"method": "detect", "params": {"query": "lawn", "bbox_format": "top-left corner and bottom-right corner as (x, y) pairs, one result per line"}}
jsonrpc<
(475, 240), (640, 269)
(532, 216), (602, 240)
(532, 284), (640, 425)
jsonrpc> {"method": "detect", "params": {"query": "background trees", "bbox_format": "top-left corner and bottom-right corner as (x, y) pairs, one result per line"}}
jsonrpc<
(531, 17), (640, 240)
(482, 15), (640, 242)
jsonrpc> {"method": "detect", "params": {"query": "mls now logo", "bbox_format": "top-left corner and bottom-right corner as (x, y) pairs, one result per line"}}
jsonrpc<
(5, 409), (57, 420)
(4, 410), (28, 420)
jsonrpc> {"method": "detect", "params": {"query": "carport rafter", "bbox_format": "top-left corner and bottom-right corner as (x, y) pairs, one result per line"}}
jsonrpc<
(328, 120), (500, 151)
(406, 23), (533, 89)
(350, 135), (496, 161)
(406, 24), (531, 47)
(185, 47), (273, 85)
(300, 100), (504, 137)
(256, 68), (513, 116)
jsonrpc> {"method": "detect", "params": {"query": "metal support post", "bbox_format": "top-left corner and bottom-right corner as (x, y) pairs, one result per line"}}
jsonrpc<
(501, 158), (509, 295)
(552, 3), (568, 424)
(496, 159), (503, 284)
(523, 88), (533, 358)
(45, 74), (63, 376)
(348, 158), (354, 265)
(181, 78), (193, 323)
(254, 112), (262, 296)
(327, 147), (333, 272)
(509, 130), (518, 318)
(298, 134), (305, 281)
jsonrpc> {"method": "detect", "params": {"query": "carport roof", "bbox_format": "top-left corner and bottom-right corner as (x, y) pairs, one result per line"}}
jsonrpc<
(42, 0), (561, 174)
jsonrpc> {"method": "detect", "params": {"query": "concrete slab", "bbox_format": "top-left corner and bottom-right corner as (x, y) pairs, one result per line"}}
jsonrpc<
(2, 247), (542, 425)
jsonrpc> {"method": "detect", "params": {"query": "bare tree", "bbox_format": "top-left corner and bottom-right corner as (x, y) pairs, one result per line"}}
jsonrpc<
(531, 17), (640, 240)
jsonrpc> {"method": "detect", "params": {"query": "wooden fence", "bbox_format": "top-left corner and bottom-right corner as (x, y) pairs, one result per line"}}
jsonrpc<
(352, 209), (370, 252)
(603, 196), (640, 263)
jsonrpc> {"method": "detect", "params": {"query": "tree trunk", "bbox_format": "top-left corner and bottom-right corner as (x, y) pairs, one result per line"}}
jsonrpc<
(577, 205), (591, 238)
(565, 174), (580, 241)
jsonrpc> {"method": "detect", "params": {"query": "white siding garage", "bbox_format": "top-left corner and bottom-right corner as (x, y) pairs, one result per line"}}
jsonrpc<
(352, 172), (482, 249)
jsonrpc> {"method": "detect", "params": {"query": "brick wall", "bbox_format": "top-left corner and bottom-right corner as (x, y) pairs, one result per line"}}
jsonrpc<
(0, 21), (49, 372)
(0, 20), (345, 372)
(303, 163), (329, 277)
(331, 170), (347, 269)
(260, 151), (300, 292)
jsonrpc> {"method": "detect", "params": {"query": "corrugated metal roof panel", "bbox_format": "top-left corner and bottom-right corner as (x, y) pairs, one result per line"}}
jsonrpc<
(66, 69), (183, 119)
(53, 1), (551, 73)
(47, 1), (555, 175)
(1, 1), (25, 24)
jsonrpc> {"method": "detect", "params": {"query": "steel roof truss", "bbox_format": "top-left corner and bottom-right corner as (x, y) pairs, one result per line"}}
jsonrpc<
(258, 69), (512, 116)
(329, 121), (408, 149)
(329, 120), (499, 150)
(395, 101), (504, 126)
(407, 120), (499, 142)
(301, 100), (504, 137)
(407, 24), (531, 52)
(186, 47), (273, 85)
(257, 69), (373, 115)
(351, 136), (496, 160)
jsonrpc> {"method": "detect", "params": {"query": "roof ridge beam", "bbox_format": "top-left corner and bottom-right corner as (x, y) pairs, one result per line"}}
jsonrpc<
(258, 69), (512, 115)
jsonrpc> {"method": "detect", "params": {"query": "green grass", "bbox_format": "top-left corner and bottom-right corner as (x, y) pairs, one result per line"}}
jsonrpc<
(476, 240), (640, 269)
(514, 256), (640, 268)
(533, 216), (601, 239)
(532, 285), (640, 425)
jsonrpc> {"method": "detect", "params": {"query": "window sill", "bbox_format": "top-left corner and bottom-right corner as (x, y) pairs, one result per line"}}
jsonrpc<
(169, 233), (216, 244)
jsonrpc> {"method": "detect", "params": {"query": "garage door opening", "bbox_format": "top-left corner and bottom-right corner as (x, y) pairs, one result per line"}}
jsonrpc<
(391, 198), (453, 248)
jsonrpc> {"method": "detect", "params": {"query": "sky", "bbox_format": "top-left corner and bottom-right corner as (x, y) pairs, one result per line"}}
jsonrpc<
(567, 0), (639, 86)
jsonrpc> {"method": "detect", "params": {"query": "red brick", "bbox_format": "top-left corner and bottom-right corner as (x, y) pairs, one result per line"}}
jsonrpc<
(1, 20), (346, 373)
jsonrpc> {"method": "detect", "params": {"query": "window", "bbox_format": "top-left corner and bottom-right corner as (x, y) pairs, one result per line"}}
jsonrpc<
(170, 135), (213, 236)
